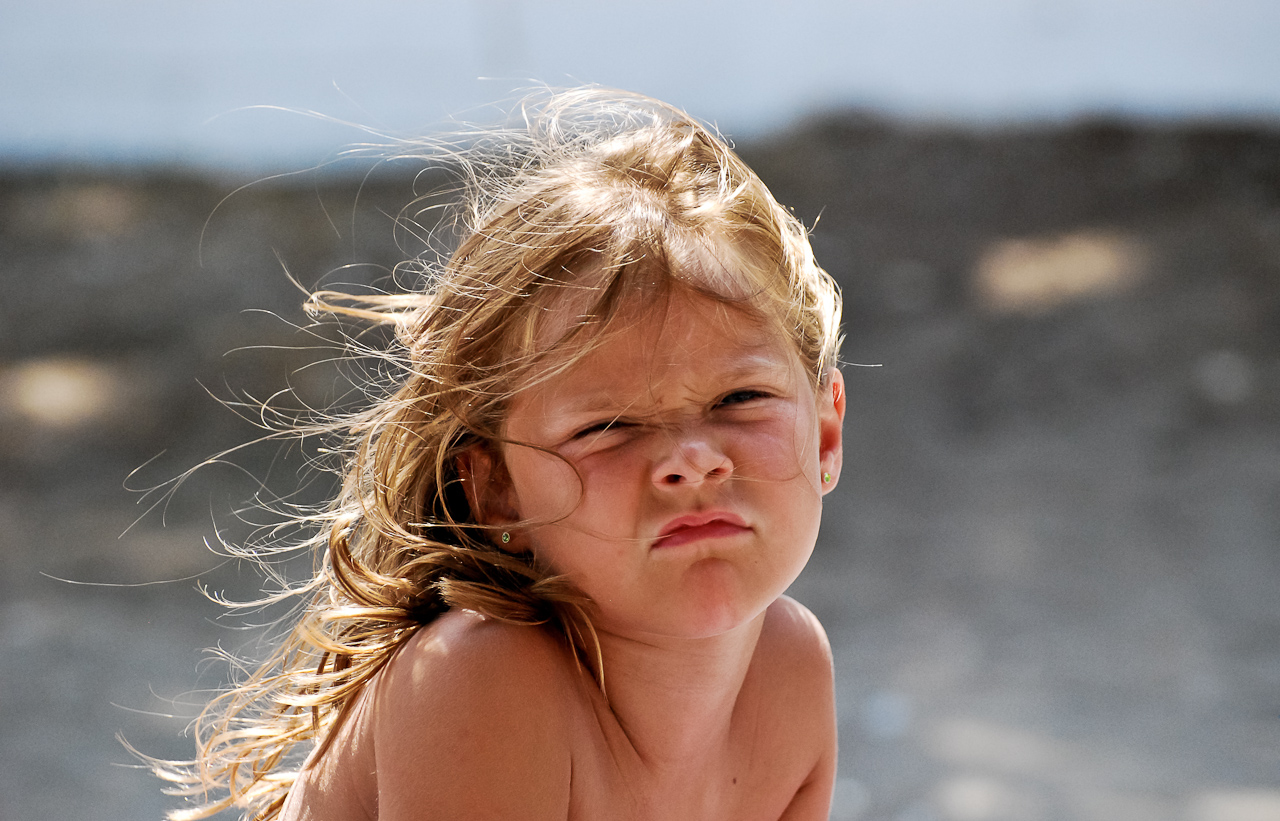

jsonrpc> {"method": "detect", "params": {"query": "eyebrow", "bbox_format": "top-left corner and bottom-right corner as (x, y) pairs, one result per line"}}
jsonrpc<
(553, 349), (796, 417)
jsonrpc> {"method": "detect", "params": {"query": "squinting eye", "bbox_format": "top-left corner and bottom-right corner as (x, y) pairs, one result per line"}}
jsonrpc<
(719, 389), (771, 406)
(574, 419), (630, 439)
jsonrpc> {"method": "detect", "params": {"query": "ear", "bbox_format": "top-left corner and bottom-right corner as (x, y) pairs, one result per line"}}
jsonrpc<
(817, 369), (846, 495)
(455, 445), (521, 528)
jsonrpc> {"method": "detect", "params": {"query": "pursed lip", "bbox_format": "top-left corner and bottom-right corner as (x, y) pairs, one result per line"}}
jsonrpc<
(654, 510), (751, 549)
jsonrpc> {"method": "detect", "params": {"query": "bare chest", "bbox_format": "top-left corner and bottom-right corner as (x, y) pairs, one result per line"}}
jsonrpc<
(563, 705), (814, 821)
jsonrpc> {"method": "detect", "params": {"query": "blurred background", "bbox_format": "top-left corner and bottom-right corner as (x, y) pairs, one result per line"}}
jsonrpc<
(2, 1), (1279, 819)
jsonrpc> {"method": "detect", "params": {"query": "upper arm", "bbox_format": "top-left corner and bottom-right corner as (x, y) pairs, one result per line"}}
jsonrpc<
(765, 597), (837, 820)
(370, 614), (574, 821)
(779, 741), (837, 821)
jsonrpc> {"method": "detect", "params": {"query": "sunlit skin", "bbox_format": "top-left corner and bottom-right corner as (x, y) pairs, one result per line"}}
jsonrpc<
(499, 294), (840, 642)
(282, 292), (846, 820)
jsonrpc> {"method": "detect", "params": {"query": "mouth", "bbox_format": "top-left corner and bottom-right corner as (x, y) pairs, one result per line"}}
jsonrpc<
(654, 511), (751, 549)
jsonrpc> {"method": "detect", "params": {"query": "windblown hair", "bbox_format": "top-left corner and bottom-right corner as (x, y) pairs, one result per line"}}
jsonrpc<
(157, 88), (842, 820)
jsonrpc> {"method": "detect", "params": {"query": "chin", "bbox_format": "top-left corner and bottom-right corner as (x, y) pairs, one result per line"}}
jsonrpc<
(669, 572), (780, 639)
(682, 610), (764, 640)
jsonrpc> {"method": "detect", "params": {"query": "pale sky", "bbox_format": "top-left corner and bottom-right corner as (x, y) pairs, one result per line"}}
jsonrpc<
(2, 0), (1278, 172)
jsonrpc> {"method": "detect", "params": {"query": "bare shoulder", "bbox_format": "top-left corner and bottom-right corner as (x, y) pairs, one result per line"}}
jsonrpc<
(754, 597), (838, 820)
(369, 609), (577, 820)
(377, 607), (576, 702)
(760, 595), (834, 676)
(749, 596), (836, 729)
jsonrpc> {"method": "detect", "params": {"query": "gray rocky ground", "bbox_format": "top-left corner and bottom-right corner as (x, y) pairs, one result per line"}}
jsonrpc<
(2, 116), (1279, 820)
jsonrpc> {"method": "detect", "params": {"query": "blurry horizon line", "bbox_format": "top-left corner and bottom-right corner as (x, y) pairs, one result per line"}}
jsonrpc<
(5, 99), (1280, 180)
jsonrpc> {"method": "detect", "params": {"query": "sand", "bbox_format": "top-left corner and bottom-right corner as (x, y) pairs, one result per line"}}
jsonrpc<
(2, 116), (1278, 820)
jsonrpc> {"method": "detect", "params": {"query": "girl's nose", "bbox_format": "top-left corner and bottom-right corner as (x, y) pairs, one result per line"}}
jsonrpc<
(652, 433), (733, 487)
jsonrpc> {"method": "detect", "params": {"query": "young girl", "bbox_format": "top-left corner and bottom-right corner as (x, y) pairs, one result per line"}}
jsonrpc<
(162, 88), (845, 820)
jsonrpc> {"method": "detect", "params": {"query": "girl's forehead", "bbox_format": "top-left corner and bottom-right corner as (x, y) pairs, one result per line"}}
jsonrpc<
(525, 234), (781, 348)
(513, 292), (803, 412)
(538, 285), (766, 358)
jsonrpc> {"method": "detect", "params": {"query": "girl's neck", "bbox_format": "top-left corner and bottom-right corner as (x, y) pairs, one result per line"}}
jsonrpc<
(589, 611), (766, 771)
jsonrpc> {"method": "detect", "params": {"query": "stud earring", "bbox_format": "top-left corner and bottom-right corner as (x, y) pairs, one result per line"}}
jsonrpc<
(822, 472), (831, 484)
(501, 531), (511, 545)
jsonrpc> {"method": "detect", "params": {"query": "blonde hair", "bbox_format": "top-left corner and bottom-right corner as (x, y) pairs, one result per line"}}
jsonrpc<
(157, 88), (842, 820)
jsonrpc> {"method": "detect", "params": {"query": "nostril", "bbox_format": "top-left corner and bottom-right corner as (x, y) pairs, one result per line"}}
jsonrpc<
(651, 437), (732, 487)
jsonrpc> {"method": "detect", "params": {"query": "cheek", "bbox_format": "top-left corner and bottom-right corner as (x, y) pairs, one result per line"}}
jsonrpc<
(728, 413), (820, 479)
(506, 449), (581, 522)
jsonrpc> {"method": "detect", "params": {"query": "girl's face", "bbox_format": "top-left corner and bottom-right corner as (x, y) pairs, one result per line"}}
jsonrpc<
(495, 291), (845, 640)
